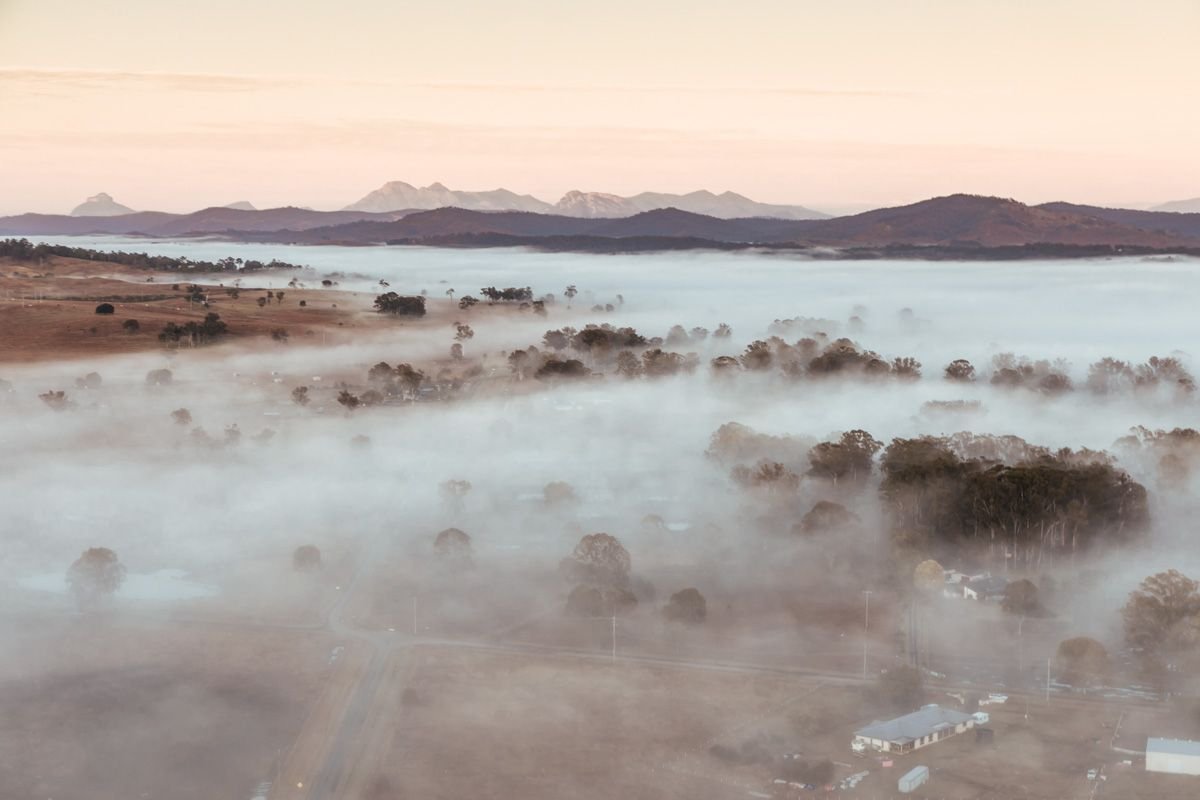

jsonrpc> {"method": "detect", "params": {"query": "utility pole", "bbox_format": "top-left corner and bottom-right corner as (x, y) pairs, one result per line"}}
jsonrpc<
(1045, 657), (1051, 702)
(1017, 616), (1025, 676)
(862, 590), (873, 680)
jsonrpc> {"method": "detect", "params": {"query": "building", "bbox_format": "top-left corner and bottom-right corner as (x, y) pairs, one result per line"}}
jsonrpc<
(852, 704), (975, 754)
(962, 575), (1008, 601)
(1146, 738), (1200, 776)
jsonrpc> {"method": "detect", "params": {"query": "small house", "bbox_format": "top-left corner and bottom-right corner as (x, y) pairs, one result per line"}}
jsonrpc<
(853, 704), (975, 754)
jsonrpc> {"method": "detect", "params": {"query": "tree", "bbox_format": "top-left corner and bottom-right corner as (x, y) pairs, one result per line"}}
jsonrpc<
(291, 386), (310, 406)
(1002, 579), (1041, 616)
(710, 355), (740, 373)
(892, 356), (922, 380)
(271, 328), (289, 343)
(450, 342), (464, 360)
(877, 665), (924, 710)
(1087, 357), (1135, 395)
(256, 296), (268, 308)
(171, 407), (192, 425)
(535, 358), (589, 380)
(1122, 570), (1200, 656)
(713, 323), (732, 338)
(944, 359), (976, 382)
(454, 324), (475, 341)
(740, 340), (773, 370)
(663, 588), (707, 624)
(293, 545), (322, 572)
(1055, 637), (1110, 687)
(544, 481), (578, 506)
(158, 313), (227, 346)
(807, 430), (882, 485)
(394, 363), (425, 397)
(730, 460), (801, 495)
(39, 390), (70, 411)
(641, 348), (688, 377)
(337, 390), (361, 410)
(67, 547), (126, 610)
(880, 434), (1150, 563)
(795, 500), (860, 535)
(95, 303), (115, 315)
(562, 533), (631, 587)
(458, 295), (479, 310)
(374, 292), (427, 316)
(75, 372), (102, 390)
(275, 290), (285, 305)
(564, 284), (578, 307)
(542, 329), (570, 350)
(433, 527), (473, 564)
(615, 350), (643, 379)
(122, 319), (140, 334)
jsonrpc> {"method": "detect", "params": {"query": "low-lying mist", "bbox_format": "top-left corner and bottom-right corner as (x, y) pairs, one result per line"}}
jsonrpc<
(6, 242), (1200, 697)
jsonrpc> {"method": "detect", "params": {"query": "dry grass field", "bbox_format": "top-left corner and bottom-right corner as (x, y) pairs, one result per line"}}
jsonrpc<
(0, 256), (459, 363)
(0, 613), (340, 800)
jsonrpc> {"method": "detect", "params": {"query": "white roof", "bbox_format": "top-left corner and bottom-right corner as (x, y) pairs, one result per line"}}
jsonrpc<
(855, 704), (972, 744)
(1147, 738), (1200, 757)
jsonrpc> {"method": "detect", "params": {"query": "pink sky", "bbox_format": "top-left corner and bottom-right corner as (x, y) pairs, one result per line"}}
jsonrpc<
(1, 0), (1197, 215)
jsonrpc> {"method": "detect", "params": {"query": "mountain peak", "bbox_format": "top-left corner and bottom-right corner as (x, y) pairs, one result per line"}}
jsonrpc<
(344, 180), (553, 214)
(70, 192), (135, 217)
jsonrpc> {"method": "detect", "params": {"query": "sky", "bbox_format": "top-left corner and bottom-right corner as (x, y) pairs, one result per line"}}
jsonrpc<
(1, 0), (1197, 215)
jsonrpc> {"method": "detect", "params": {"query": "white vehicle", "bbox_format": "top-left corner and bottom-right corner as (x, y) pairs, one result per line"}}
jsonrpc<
(1086, 769), (1098, 780)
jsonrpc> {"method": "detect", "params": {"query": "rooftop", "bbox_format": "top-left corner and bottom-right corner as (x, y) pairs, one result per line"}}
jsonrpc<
(966, 576), (1009, 595)
(1147, 738), (1200, 757)
(855, 704), (972, 745)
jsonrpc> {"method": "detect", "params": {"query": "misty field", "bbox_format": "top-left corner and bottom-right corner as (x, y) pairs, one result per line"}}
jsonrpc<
(4, 242), (1200, 799)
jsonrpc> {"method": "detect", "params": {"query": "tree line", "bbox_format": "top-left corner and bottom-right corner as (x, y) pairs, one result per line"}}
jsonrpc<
(0, 238), (304, 272)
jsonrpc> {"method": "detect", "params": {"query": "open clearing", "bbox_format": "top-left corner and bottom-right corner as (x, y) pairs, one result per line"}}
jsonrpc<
(0, 614), (338, 800)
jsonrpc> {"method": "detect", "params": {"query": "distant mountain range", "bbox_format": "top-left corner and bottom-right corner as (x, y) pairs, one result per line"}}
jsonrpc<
(343, 180), (829, 220)
(0, 205), (404, 236)
(226, 195), (1200, 251)
(1151, 197), (1200, 214)
(6, 193), (1200, 257)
